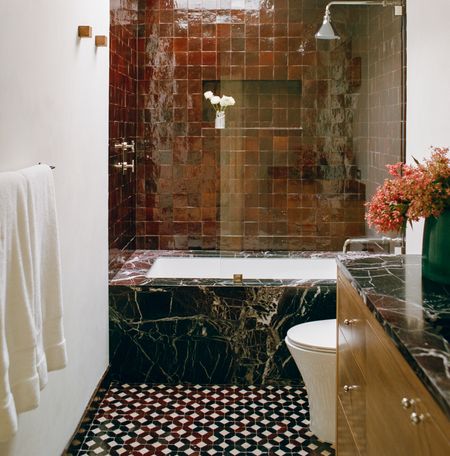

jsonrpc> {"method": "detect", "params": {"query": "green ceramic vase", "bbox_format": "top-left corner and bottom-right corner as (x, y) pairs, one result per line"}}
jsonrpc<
(422, 209), (450, 284)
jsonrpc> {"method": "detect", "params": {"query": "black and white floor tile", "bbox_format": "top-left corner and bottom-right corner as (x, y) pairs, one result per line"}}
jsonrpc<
(66, 383), (335, 456)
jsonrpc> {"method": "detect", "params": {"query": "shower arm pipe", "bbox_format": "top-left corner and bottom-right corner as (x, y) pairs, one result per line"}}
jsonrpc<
(324, 1), (399, 16)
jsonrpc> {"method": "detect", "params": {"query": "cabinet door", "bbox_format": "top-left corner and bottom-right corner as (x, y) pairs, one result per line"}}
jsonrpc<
(419, 413), (450, 456)
(338, 330), (366, 454)
(337, 273), (367, 373)
(337, 272), (450, 456)
(365, 319), (427, 456)
(337, 398), (360, 456)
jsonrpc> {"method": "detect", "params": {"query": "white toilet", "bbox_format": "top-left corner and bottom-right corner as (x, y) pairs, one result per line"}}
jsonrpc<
(285, 318), (336, 443)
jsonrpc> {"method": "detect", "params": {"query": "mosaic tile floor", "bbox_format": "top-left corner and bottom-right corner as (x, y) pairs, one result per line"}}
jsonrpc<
(66, 383), (335, 456)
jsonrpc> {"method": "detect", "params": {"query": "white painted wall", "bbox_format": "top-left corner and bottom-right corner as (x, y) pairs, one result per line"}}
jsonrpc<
(0, 1), (109, 455)
(406, 0), (450, 253)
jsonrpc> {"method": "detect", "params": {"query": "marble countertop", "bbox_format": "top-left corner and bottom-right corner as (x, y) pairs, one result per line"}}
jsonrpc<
(337, 254), (450, 418)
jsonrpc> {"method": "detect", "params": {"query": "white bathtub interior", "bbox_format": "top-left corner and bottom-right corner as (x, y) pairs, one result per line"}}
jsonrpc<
(146, 257), (337, 280)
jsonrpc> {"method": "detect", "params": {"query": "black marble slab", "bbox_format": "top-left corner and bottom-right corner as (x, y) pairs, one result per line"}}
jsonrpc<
(109, 250), (344, 385)
(109, 283), (337, 385)
(337, 254), (450, 418)
(109, 249), (343, 287)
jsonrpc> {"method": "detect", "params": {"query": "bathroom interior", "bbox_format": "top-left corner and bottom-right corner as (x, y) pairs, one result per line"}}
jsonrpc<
(0, 0), (449, 455)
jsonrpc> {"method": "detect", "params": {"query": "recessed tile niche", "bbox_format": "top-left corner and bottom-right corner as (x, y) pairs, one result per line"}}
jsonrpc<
(203, 80), (302, 129)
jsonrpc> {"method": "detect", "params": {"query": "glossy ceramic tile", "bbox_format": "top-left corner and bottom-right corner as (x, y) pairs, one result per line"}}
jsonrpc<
(134, 1), (368, 251)
(109, 0), (139, 250)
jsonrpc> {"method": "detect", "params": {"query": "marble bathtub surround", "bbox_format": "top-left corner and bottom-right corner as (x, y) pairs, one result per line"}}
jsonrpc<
(110, 249), (342, 287)
(110, 282), (336, 384)
(337, 254), (450, 417)
(108, 247), (136, 280)
(109, 250), (341, 385)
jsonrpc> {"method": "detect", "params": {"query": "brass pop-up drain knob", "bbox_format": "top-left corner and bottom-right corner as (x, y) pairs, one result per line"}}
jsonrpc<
(233, 274), (243, 284)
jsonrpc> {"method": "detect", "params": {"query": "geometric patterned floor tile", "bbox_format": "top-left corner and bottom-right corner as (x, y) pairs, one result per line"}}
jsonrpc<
(65, 383), (335, 456)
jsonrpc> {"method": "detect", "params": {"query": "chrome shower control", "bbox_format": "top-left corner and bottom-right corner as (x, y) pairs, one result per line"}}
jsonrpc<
(114, 140), (135, 153)
(122, 160), (135, 173)
(113, 160), (135, 174)
(123, 140), (135, 153)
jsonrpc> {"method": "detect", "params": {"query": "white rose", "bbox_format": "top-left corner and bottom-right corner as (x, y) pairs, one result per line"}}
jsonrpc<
(227, 96), (236, 106)
(210, 96), (221, 105)
(204, 91), (213, 100)
(220, 95), (236, 107)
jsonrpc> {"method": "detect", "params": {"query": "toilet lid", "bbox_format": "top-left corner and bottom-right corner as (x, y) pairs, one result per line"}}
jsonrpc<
(286, 319), (336, 353)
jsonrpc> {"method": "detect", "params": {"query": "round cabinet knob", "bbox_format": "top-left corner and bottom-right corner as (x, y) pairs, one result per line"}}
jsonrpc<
(401, 397), (415, 409)
(344, 319), (353, 326)
(343, 384), (357, 392)
(410, 412), (423, 425)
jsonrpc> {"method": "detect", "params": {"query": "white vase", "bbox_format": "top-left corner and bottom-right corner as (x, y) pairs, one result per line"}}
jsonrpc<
(215, 111), (225, 129)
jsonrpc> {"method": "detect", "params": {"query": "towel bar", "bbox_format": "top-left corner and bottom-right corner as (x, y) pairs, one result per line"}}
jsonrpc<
(38, 163), (56, 169)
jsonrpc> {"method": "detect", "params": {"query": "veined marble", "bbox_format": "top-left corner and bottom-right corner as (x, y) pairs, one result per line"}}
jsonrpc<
(110, 249), (346, 287)
(337, 254), (450, 418)
(109, 250), (338, 385)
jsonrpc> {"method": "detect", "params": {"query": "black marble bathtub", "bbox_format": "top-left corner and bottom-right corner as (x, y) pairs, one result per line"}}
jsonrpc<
(109, 250), (339, 385)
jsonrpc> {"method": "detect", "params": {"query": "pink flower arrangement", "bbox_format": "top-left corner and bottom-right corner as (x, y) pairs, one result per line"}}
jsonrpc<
(366, 147), (450, 233)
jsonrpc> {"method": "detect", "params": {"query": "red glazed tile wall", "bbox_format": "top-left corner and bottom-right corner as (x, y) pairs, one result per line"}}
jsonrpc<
(108, 1), (404, 251)
(135, 0), (369, 251)
(109, 0), (139, 250)
(366, 6), (404, 204)
(351, 5), (405, 235)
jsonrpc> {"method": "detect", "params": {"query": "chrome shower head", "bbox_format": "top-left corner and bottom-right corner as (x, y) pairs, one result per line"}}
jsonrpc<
(315, 10), (340, 40)
(315, 1), (403, 41)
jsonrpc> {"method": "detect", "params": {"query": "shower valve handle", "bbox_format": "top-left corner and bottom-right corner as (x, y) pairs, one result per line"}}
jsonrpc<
(113, 160), (135, 174)
(124, 141), (135, 152)
(114, 140), (135, 153)
(122, 160), (135, 174)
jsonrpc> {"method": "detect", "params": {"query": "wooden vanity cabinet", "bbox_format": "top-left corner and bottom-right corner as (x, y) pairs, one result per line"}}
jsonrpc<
(337, 271), (450, 456)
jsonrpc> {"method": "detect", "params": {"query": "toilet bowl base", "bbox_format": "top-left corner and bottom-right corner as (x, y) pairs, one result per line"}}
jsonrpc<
(285, 338), (336, 443)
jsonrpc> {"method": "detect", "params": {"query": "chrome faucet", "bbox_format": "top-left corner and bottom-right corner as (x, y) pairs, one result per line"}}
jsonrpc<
(342, 236), (403, 254)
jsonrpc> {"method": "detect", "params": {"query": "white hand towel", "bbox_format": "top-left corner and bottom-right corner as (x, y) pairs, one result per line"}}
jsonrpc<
(0, 231), (17, 442)
(19, 165), (67, 385)
(0, 172), (40, 442)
